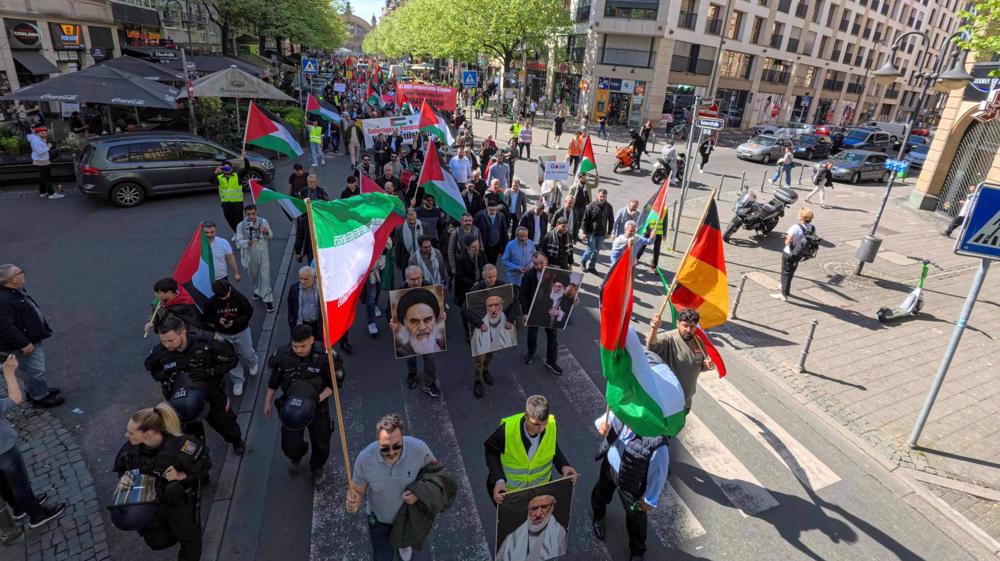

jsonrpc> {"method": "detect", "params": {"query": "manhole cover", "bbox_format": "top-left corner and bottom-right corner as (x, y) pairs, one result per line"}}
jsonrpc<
(822, 262), (880, 288)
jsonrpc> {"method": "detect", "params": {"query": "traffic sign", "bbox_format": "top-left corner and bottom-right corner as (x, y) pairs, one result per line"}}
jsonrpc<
(698, 103), (719, 118)
(301, 57), (319, 75)
(956, 182), (1000, 260)
(461, 70), (478, 88)
(695, 117), (725, 131)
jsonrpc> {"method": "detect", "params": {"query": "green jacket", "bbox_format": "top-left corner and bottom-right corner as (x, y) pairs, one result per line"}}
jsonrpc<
(390, 463), (457, 550)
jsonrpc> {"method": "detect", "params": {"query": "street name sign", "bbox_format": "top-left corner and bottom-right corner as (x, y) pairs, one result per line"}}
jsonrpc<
(955, 182), (1000, 260)
(695, 117), (725, 131)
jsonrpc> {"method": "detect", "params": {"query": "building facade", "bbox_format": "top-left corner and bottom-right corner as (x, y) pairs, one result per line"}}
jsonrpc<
(112, 0), (222, 54)
(342, 13), (374, 53)
(564, 0), (963, 129)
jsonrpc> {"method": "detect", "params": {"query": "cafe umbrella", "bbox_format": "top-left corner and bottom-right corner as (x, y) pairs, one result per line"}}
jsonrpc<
(96, 55), (185, 82)
(175, 66), (295, 133)
(2, 64), (181, 109)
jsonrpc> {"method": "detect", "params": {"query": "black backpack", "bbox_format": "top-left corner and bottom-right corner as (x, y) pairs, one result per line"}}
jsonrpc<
(792, 224), (821, 261)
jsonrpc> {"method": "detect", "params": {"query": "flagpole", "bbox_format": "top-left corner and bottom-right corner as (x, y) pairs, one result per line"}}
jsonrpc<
(304, 198), (353, 488)
(143, 301), (162, 338)
(241, 101), (252, 155)
(661, 187), (718, 317)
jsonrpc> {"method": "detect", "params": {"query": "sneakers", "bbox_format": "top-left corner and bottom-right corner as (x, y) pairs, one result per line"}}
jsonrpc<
(422, 383), (440, 398)
(249, 361), (259, 377)
(523, 354), (535, 365)
(770, 293), (788, 302)
(265, 302), (275, 313)
(28, 503), (65, 529)
(251, 293), (262, 301)
(47, 193), (65, 200)
(30, 394), (64, 408)
(38, 193), (48, 198)
(375, 307), (382, 318)
(12, 493), (47, 520)
(312, 468), (327, 485)
(407, 371), (418, 389)
(367, 322), (378, 336)
(233, 440), (246, 456)
(340, 340), (354, 354)
(546, 362), (564, 376)
(473, 381), (485, 399)
(233, 381), (244, 397)
(482, 370), (494, 386)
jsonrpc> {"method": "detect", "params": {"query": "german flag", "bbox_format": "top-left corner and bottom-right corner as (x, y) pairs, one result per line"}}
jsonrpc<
(669, 195), (728, 330)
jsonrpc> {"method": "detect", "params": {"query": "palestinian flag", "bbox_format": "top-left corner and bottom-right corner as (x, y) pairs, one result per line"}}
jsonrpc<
(417, 143), (466, 221)
(310, 194), (405, 344)
(641, 179), (670, 236)
(359, 172), (383, 194)
(670, 196), (729, 330)
(172, 223), (215, 308)
(573, 135), (597, 183)
(249, 179), (305, 220)
(397, 92), (413, 115)
(244, 101), (303, 159)
(367, 82), (382, 108)
(418, 100), (455, 146)
(600, 243), (687, 437)
(306, 94), (341, 124)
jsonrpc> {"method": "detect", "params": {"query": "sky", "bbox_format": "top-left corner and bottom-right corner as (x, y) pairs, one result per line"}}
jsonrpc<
(345, 0), (383, 23)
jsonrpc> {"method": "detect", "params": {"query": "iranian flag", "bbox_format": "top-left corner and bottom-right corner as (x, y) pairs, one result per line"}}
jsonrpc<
(641, 178), (670, 236)
(418, 100), (455, 146)
(244, 101), (303, 159)
(574, 135), (597, 181)
(249, 179), (304, 220)
(417, 142), (466, 221)
(172, 223), (215, 308)
(310, 194), (405, 344)
(599, 242), (687, 437)
(306, 94), (342, 124)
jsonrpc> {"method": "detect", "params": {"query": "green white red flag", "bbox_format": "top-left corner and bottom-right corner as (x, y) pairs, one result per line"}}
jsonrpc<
(249, 179), (304, 220)
(309, 193), (405, 344)
(418, 100), (455, 146)
(244, 101), (303, 158)
(417, 141), (466, 221)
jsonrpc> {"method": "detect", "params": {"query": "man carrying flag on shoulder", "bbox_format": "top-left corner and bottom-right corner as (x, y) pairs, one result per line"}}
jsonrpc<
(646, 308), (714, 414)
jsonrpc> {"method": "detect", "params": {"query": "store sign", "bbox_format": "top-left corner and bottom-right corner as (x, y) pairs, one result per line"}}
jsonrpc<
(7, 20), (42, 49)
(619, 79), (635, 94)
(126, 29), (163, 45)
(964, 63), (1000, 103)
(49, 23), (85, 50)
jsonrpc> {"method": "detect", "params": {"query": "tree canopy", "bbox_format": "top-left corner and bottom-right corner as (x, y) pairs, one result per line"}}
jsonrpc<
(363, 0), (571, 68)
(201, 0), (346, 54)
(957, 1), (999, 63)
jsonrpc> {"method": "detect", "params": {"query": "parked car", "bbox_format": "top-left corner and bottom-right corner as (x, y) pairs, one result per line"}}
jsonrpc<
(816, 150), (891, 184)
(736, 135), (793, 164)
(754, 121), (814, 138)
(901, 134), (929, 153)
(791, 134), (833, 160)
(840, 128), (892, 152)
(911, 127), (931, 137)
(904, 143), (929, 169)
(859, 120), (908, 141)
(76, 132), (276, 208)
(813, 125), (848, 137)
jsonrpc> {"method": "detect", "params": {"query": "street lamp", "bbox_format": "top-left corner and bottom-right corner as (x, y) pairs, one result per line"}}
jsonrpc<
(853, 30), (972, 275)
(162, 0), (198, 134)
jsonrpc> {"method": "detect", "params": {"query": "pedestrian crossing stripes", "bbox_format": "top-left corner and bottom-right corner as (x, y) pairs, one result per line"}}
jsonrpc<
(967, 210), (1000, 248)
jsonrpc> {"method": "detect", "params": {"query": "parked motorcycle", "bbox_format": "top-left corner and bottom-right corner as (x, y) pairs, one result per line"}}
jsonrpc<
(651, 153), (686, 184)
(723, 185), (798, 242)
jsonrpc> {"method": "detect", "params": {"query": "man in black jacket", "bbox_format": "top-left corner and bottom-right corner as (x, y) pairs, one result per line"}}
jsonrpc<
(570, 178), (591, 239)
(580, 188), (615, 274)
(474, 204), (509, 266)
(203, 280), (258, 397)
(0, 264), (63, 407)
(293, 174), (330, 264)
(519, 252), (573, 374)
(460, 265), (519, 399)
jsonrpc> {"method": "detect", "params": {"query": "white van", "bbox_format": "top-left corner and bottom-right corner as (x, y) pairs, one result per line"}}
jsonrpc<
(860, 121), (908, 141)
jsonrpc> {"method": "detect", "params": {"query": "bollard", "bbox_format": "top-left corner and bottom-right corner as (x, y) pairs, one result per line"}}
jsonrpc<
(650, 133), (657, 153)
(730, 274), (749, 319)
(797, 319), (819, 373)
(798, 164), (805, 185)
(717, 176), (724, 200)
(670, 199), (679, 235)
(760, 170), (767, 193)
(741, 170), (747, 190)
(546, 130), (550, 147)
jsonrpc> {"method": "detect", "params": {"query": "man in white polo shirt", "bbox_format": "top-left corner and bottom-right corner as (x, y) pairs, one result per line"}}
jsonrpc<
(203, 221), (241, 282)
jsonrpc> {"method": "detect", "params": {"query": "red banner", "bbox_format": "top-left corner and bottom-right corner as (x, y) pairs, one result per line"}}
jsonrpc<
(396, 83), (457, 112)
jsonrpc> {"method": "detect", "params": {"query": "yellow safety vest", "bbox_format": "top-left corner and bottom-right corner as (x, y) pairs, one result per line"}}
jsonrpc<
(499, 413), (557, 490)
(217, 173), (243, 203)
(309, 125), (323, 145)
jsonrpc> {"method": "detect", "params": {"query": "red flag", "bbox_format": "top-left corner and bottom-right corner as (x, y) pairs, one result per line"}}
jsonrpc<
(360, 172), (383, 194)
(599, 243), (634, 351)
(695, 327), (727, 378)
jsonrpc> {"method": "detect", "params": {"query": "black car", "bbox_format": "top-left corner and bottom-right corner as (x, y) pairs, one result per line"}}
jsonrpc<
(76, 132), (275, 207)
(791, 133), (833, 160)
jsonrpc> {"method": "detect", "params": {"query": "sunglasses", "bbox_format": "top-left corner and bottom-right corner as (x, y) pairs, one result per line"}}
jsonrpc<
(380, 443), (403, 454)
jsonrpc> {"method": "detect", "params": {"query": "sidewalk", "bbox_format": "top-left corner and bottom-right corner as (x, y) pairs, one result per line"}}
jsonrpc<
(667, 171), (1000, 550)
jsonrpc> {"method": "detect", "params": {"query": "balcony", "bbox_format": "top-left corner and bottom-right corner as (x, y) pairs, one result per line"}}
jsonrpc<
(822, 79), (844, 91)
(604, 4), (658, 20)
(575, 3), (591, 23)
(830, 50), (841, 61)
(678, 11), (698, 30)
(567, 46), (586, 63)
(762, 69), (791, 83)
(786, 38), (799, 53)
(599, 47), (655, 68)
(885, 88), (900, 99)
(846, 82), (865, 94)
(795, 2), (808, 18)
(706, 18), (722, 35)
(769, 34), (784, 48)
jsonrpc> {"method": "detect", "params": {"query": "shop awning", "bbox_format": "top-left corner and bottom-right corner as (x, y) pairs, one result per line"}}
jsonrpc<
(12, 50), (60, 76)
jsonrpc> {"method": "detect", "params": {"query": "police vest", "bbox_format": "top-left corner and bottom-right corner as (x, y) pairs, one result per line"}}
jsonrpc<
(309, 125), (323, 145)
(596, 425), (667, 502)
(217, 173), (243, 202)
(272, 344), (328, 395)
(499, 413), (556, 490)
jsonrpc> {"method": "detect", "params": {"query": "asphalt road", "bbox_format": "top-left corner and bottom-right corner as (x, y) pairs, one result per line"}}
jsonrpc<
(0, 129), (971, 561)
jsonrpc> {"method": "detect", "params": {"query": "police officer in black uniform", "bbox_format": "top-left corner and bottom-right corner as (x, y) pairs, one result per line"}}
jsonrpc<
(264, 324), (343, 484)
(113, 402), (211, 561)
(144, 315), (246, 455)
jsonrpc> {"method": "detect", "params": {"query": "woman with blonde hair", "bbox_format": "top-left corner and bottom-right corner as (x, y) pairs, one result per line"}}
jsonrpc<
(113, 402), (212, 561)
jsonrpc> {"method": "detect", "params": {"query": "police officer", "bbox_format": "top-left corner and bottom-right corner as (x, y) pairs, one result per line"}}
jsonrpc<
(113, 402), (211, 561)
(144, 315), (246, 455)
(264, 324), (343, 484)
(214, 152), (251, 233)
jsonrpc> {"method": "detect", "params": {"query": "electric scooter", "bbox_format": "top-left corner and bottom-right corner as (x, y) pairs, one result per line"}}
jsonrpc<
(876, 259), (933, 323)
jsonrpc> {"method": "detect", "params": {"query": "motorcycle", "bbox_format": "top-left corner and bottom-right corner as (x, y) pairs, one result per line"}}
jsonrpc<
(613, 146), (636, 172)
(651, 153), (686, 184)
(723, 184), (798, 242)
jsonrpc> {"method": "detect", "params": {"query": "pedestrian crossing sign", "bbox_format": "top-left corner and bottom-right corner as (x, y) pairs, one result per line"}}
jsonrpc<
(462, 70), (478, 88)
(956, 182), (1000, 260)
(302, 58), (318, 75)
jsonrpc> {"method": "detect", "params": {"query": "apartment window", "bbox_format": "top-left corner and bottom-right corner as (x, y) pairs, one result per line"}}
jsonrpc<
(575, 1), (592, 23)
(670, 41), (716, 75)
(882, 1), (890, 16)
(758, 0), (769, 6)
(826, 5), (838, 27)
(859, 0), (868, 6)
(726, 10), (744, 40)
(802, 31), (817, 57)
(770, 21), (785, 49)
(751, 16), (766, 44)
(761, 58), (791, 83)
(823, 70), (845, 92)
(873, 23), (882, 42)
(852, 16), (862, 36)
(830, 39), (842, 63)
(863, 21), (872, 40)
(604, 0), (658, 20)
(856, 47), (867, 67)
(719, 50), (754, 80)
(787, 27), (801, 53)
(795, 65), (818, 88)
(778, 0), (792, 13)
(812, 0), (825, 24)
(795, 2), (809, 18)
(566, 34), (587, 63)
(600, 36), (655, 68)
(679, 0), (698, 30)
(706, 4), (724, 35)
(839, 10), (851, 32)
(818, 36), (829, 59)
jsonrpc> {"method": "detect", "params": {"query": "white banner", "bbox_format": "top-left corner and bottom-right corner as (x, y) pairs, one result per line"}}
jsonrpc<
(333, 82), (346, 93)
(360, 114), (421, 146)
(544, 161), (569, 182)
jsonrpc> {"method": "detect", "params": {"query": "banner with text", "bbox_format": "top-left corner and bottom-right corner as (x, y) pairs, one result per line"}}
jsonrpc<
(360, 114), (421, 146)
(396, 83), (458, 111)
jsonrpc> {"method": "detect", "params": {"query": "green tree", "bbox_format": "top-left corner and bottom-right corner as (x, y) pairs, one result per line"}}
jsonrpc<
(201, 0), (345, 56)
(957, 1), (999, 63)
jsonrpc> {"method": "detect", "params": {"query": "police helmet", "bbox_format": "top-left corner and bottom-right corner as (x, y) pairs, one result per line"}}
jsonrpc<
(169, 372), (210, 423)
(108, 472), (159, 531)
(279, 380), (320, 431)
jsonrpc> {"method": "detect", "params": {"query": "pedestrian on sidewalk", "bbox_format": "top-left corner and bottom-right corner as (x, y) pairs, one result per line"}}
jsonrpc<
(770, 146), (794, 188)
(598, 115), (607, 139)
(461, 265), (519, 398)
(943, 184), (979, 237)
(553, 113), (565, 149)
(213, 153), (251, 232)
(347, 414), (437, 561)
(646, 308), (714, 413)
(202, 222), (240, 282)
(26, 126), (63, 199)
(805, 162), (834, 209)
(485, 395), (577, 503)
(308, 118), (326, 167)
(0, 263), (64, 407)
(520, 253), (574, 372)
(518, 123), (533, 160)
(265, 324), (341, 483)
(580, 189), (615, 274)
(567, 130), (584, 173)
(0, 355), (66, 529)
(590, 409), (668, 561)
(772, 207), (816, 302)
(640, 120), (653, 153)
(113, 403), (206, 560)
(697, 137), (714, 173)
(235, 205), (275, 312)
(204, 279), (258, 397)
(392, 266), (441, 398)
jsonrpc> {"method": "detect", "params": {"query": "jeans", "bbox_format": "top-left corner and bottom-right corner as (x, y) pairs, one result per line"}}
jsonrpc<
(580, 235), (604, 269)
(0, 446), (43, 520)
(519, 142), (531, 159)
(805, 184), (827, 204)
(218, 328), (258, 384)
(365, 278), (380, 323)
(780, 252), (800, 297)
(526, 327), (558, 365)
(598, 124), (607, 138)
(771, 165), (792, 187)
(14, 342), (50, 400)
(310, 142), (325, 166)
